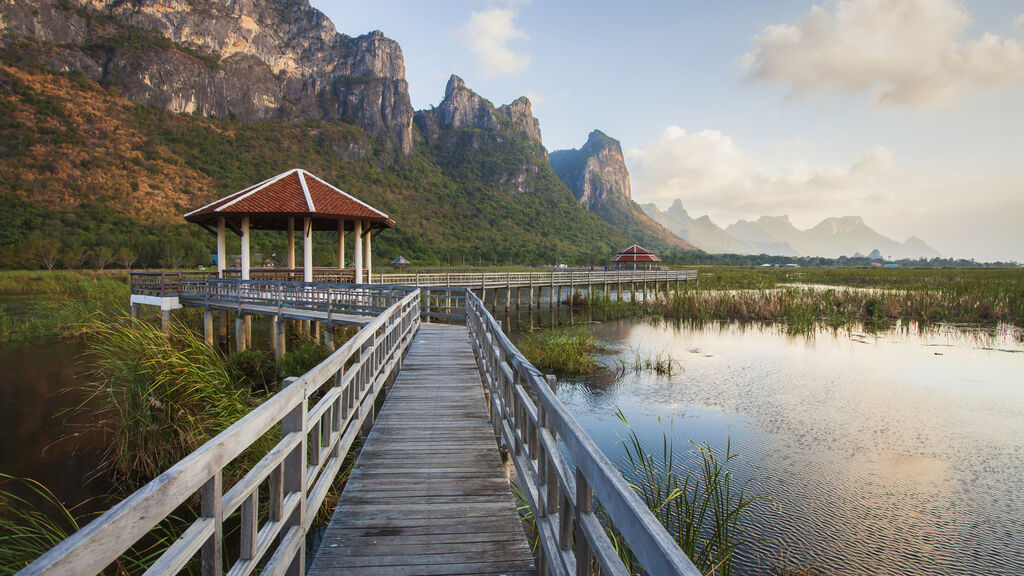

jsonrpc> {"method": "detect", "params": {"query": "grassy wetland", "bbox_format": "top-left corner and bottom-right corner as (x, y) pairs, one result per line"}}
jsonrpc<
(0, 270), (129, 342)
(582, 266), (1024, 332)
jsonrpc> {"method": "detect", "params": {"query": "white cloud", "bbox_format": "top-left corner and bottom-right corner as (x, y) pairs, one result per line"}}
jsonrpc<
(457, 8), (531, 78)
(743, 0), (1024, 107)
(625, 126), (919, 226)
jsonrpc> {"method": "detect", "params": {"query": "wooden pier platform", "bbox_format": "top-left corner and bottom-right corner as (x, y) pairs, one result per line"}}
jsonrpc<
(308, 324), (536, 576)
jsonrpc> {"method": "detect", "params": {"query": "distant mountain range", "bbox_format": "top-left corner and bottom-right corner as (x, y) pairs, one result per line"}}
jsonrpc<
(642, 200), (941, 259)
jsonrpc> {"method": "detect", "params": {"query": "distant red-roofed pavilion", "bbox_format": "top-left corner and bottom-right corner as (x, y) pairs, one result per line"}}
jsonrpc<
(184, 168), (394, 283)
(610, 245), (661, 270)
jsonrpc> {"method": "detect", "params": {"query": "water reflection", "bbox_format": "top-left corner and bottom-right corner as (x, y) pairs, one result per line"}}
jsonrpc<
(549, 319), (1024, 576)
(0, 339), (108, 511)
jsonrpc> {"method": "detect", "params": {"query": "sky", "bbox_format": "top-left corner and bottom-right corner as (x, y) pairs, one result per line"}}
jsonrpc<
(311, 0), (1024, 262)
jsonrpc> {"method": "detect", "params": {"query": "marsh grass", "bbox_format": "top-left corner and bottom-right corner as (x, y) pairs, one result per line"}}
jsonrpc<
(513, 326), (609, 374)
(0, 270), (128, 342)
(508, 410), (759, 575)
(77, 316), (267, 485)
(611, 410), (759, 576)
(0, 474), (178, 575)
(584, 278), (1024, 334)
(616, 347), (682, 376)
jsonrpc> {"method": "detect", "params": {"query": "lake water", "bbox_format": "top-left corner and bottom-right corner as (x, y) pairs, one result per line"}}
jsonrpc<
(0, 338), (109, 511)
(552, 319), (1024, 576)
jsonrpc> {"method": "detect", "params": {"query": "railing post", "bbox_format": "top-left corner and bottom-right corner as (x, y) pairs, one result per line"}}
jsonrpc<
(280, 377), (306, 576)
(575, 470), (594, 576)
(201, 471), (223, 576)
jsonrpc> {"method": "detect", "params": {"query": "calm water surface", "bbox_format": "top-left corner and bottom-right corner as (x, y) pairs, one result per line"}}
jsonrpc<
(0, 338), (109, 510)
(553, 319), (1024, 576)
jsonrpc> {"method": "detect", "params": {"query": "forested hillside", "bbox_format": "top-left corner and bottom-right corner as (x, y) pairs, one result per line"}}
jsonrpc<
(0, 48), (638, 269)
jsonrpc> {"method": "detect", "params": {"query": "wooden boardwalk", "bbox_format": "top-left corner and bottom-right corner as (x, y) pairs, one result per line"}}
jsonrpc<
(308, 324), (536, 576)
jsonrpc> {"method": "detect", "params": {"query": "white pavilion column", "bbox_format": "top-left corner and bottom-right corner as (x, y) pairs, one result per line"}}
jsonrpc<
(363, 223), (372, 284)
(338, 220), (345, 269)
(240, 216), (250, 280)
(353, 220), (363, 284)
(287, 217), (295, 271)
(216, 217), (226, 278)
(303, 217), (313, 283)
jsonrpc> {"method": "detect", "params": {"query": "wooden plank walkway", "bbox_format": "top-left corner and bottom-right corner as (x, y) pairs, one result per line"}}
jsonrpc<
(308, 324), (536, 576)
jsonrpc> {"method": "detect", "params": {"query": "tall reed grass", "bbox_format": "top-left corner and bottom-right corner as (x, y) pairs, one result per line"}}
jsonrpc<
(77, 317), (262, 485)
(0, 474), (177, 575)
(513, 326), (609, 374)
(585, 282), (1024, 333)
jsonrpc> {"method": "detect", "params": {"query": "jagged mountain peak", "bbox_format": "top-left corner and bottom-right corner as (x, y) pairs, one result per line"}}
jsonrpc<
(551, 131), (694, 251)
(666, 199), (691, 220)
(420, 74), (542, 144)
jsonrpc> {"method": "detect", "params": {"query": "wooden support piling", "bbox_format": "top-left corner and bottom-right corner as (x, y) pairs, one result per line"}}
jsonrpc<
(203, 310), (214, 346)
(235, 315), (246, 352)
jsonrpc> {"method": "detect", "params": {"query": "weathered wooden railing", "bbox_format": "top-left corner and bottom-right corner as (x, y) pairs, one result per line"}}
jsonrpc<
(466, 291), (701, 576)
(419, 286), (469, 322)
(178, 278), (417, 319)
(18, 289), (421, 576)
(376, 268), (697, 289)
(130, 269), (697, 302)
(220, 267), (364, 284)
(129, 271), (212, 296)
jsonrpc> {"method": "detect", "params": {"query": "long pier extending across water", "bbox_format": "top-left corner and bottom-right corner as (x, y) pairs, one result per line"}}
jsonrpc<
(20, 274), (702, 576)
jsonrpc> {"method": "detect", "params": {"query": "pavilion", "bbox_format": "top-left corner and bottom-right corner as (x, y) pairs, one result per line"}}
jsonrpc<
(610, 245), (661, 270)
(184, 168), (394, 283)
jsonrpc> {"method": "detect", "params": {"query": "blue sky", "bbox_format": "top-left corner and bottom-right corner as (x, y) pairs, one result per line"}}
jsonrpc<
(312, 0), (1024, 261)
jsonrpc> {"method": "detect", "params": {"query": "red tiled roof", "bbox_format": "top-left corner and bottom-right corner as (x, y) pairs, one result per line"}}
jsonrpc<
(611, 245), (660, 262)
(184, 169), (395, 230)
(616, 244), (655, 256)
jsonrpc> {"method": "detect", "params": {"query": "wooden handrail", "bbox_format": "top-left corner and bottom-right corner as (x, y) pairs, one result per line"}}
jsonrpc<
(18, 288), (422, 576)
(130, 270), (697, 298)
(465, 291), (701, 576)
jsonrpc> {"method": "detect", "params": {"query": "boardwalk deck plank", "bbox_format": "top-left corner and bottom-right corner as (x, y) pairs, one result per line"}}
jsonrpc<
(307, 324), (536, 576)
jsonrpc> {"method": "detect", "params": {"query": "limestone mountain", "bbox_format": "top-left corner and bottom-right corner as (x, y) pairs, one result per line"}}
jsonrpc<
(726, 215), (940, 259)
(550, 131), (694, 251)
(416, 75), (542, 147)
(641, 200), (791, 255)
(1, 0), (415, 152)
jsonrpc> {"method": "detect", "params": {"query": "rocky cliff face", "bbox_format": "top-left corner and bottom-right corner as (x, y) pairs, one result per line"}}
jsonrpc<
(551, 131), (694, 251)
(550, 130), (630, 207)
(0, 0), (414, 152)
(416, 75), (543, 146)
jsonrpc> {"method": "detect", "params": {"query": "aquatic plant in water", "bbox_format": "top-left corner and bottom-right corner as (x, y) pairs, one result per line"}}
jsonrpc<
(514, 326), (608, 374)
(611, 409), (759, 576)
